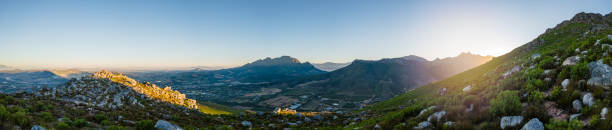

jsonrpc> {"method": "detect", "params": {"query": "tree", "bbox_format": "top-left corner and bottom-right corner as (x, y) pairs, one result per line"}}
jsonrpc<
(490, 90), (521, 116)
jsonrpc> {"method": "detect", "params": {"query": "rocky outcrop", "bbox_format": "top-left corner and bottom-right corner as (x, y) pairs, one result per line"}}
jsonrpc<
(562, 56), (580, 66)
(92, 70), (198, 109)
(500, 116), (523, 129)
(154, 120), (183, 130)
(583, 93), (595, 107)
(587, 60), (612, 89)
(520, 118), (544, 130)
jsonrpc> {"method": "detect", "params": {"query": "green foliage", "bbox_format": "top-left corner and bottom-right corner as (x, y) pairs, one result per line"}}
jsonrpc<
(549, 86), (563, 100)
(135, 120), (156, 130)
(106, 125), (127, 130)
(537, 56), (555, 69)
(101, 120), (112, 126)
(545, 119), (583, 130)
(41, 111), (54, 122)
(490, 90), (521, 116)
(94, 113), (107, 123)
(0, 105), (7, 121)
(73, 118), (89, 128)
(11, 111), (29, 126)
(570, 62), (589, 80)
(56, 122), (71, 130)
(528, 91), (545, 103)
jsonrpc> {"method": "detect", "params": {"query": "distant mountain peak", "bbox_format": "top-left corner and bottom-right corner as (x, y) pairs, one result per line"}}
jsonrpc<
(244, 56), (302, 66)
(400, 55), (428, 62)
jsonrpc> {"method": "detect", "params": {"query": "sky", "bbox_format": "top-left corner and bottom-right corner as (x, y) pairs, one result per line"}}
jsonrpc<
(0, 0), (611, 69)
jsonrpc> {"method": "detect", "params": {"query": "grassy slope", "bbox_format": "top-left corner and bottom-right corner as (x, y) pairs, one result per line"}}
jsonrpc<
(198, 102), (242, 115)
(353, 13), (612, 129)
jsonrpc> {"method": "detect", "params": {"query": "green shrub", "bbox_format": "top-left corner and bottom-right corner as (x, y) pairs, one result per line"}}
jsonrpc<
(41, 112), (54, 121)
(549, 86), (563, 100)
(490, 90), (521, 116)
(101, 120), (112, 126)
(106, 125), (127, 130)
(135, 120), (155, 130)
(545, 119), (583, 130)
(537, 56), (555, 69)
(570, 62), (589, 80)
(94, 113), (107, 123)
(11, 111), (28, 126)
(0, 105), (7, 121)
(73, 118), (89, 128)
(56, 122), (71, 130)
(528, 91), (545, 103)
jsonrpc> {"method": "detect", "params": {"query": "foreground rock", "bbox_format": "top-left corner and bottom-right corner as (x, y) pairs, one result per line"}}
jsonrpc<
(414, 121), (432, 129)
(562, 79), (570, 90)
(573, 100), (582, 111)
(31, 125), (45, 130)
(587, 60), (612, 89)
(583, 93), (595, 107)
(500, 116), (523, 129)
(155, 120), (183, 130)
(521, 118), (544, 130)
(562, 56), (580, 66)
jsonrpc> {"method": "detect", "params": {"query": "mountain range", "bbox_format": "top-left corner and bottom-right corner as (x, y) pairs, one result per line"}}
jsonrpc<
(244, 53), (493, 111)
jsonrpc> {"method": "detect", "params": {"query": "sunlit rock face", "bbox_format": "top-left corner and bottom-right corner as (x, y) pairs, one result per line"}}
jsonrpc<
(92, 70), (198, 109)
(38, 70), (199, 110)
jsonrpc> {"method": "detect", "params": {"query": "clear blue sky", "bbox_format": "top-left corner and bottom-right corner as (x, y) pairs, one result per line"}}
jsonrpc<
(0, 0), (610, 69)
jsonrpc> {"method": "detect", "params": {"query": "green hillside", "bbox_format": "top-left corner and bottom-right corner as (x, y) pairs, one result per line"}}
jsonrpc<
(352, 12), (612, 129)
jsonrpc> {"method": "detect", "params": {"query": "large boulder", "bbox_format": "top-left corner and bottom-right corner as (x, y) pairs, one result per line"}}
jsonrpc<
(154, 120), (183, 130)
(572, 100), (582, 111)
(31, 125), (45, 130)
(562, 56), (580, 66)
(500, 116), (523, 129)
(587, 60), (612, 89)
(583, 93), (595, 107)
(521, 118), (544, 130)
